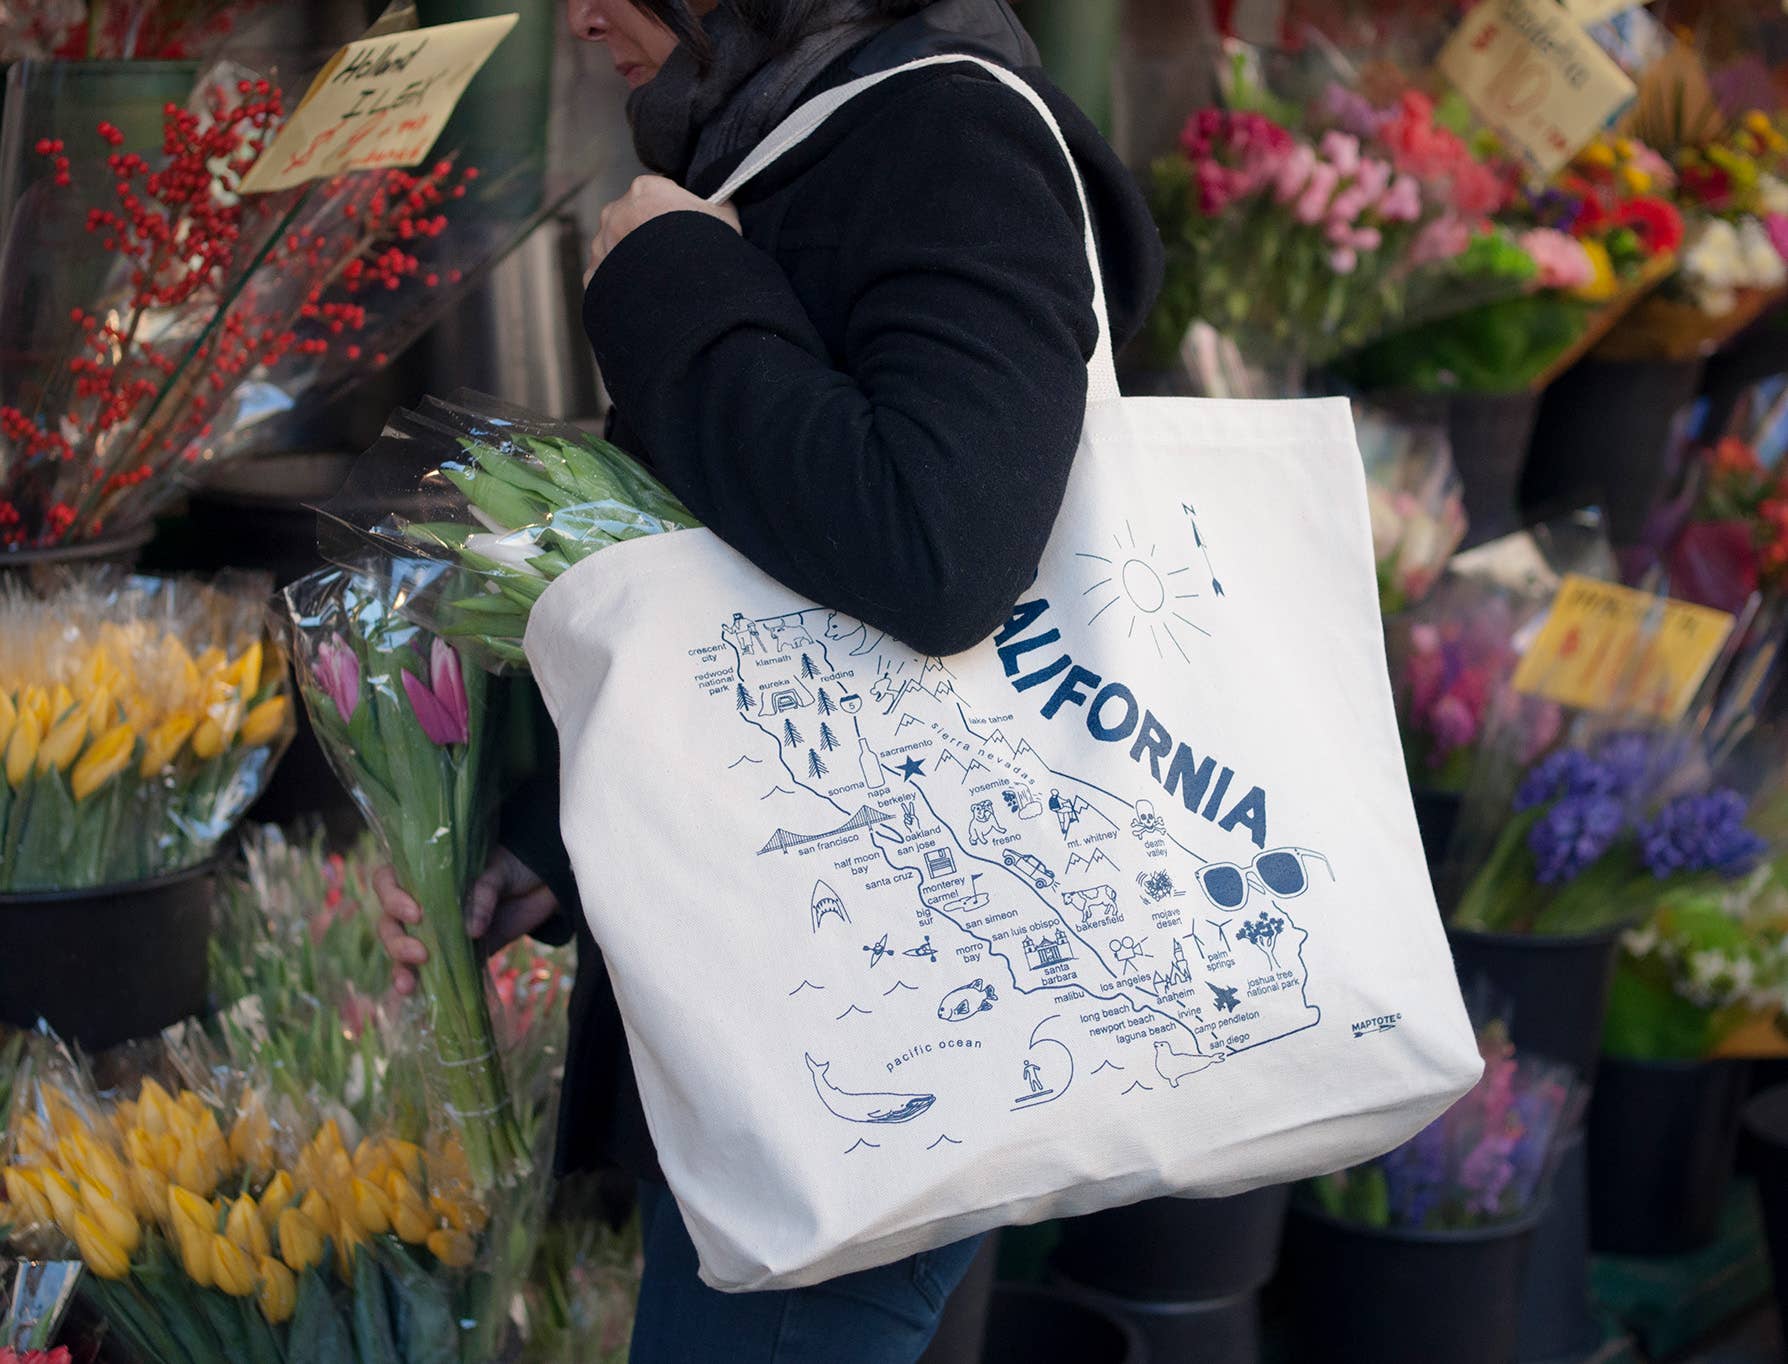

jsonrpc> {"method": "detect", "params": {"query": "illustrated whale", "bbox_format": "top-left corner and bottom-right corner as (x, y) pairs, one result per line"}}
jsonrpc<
(805, 1054), (936, 1124)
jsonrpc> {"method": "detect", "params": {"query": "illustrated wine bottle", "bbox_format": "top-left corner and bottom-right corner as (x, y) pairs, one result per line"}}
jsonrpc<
(860, 736), (888, 794)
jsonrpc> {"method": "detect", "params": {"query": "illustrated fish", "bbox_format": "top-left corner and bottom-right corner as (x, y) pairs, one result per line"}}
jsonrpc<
(805, 1054), (936, 1124)
(936, 980), (998, 1023)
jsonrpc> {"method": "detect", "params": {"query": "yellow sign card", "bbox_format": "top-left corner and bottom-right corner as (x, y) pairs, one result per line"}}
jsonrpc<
(1438, 0), (1636, 178)
(239, 15), (518, 195)
(1512, 575), (1736, 721)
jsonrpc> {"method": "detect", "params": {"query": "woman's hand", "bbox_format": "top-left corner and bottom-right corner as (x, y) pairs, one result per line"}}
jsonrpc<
(374, 848), (561, 995)
(588, 175), (741, 278)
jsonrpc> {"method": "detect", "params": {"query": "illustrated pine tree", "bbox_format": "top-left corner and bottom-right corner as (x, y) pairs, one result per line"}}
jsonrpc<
(819, 722), (839, 751)
(735, 683), (752, 711)
(801, 653), (819, 679)
(816, 688), (834, 716)
(783, 717), (803, 748)
(808, 749), (828, 779)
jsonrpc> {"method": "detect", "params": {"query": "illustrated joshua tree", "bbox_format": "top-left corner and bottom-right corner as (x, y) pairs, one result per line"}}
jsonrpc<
(1238, 910), (1287, 970)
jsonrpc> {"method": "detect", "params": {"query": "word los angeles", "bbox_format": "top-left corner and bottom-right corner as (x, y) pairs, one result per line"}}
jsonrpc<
(993, 598), (1268, 848)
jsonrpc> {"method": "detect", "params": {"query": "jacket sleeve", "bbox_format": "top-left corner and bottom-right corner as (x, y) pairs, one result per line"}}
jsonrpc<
(583, 74), (1099, 658)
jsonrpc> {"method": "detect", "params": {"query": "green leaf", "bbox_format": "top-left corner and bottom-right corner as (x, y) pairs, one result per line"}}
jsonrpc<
(380, 1245), (459, 1364)
(351, 1237), (404, 1364)
(288, 1269), (354, 1364)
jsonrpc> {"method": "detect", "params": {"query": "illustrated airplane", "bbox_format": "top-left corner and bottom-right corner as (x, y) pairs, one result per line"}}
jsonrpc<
(863, 934), (894, 968)
(1208, 981), (1241, 1014)
(904, 936), (938, 963)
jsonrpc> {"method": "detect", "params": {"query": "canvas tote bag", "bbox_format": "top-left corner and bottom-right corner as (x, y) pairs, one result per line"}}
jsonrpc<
(526, 54), (1483, 1292)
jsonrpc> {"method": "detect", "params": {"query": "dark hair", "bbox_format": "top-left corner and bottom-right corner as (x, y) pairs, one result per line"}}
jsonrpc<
(631, 0), (933, 64)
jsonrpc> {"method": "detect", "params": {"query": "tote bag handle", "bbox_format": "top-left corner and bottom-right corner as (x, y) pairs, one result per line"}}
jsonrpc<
(706, 53), (1121, 405)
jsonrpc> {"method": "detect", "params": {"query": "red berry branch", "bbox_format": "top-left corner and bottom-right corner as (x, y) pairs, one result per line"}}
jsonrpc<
(0, 75), (481, 549)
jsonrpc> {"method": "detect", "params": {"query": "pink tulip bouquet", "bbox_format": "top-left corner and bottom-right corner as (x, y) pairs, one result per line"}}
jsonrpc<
(283, 561), (526, 1193)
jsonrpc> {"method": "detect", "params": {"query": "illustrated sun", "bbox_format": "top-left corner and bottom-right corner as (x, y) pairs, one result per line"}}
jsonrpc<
(1077, 520), (1209, 662)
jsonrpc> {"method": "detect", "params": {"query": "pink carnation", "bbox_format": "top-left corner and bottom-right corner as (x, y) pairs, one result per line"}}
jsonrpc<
(1520, 228), (1595, 290)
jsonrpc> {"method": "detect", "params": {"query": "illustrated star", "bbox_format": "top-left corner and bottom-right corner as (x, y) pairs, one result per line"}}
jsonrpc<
(896, 756), (926, 782)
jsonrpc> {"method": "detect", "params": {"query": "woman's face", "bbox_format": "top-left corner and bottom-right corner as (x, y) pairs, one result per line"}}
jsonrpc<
(566, 0), (715, 89)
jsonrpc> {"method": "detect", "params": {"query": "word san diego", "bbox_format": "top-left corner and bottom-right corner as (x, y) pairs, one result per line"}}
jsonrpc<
(993, 598), (1268, 847)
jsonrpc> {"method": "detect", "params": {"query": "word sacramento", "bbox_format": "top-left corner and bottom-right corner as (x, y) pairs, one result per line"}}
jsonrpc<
(993, 598), (1268, 847)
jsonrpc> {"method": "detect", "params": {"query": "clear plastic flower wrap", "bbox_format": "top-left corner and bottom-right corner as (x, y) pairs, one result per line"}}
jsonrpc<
(1307, 1020), (1582, 1233)
(317, 392), (700, 672)
(1355, 404), (1467, 613)
(283, 560), (529, 1197)
(0, 569), (293, 892)
(1, 1025), (543, 1363)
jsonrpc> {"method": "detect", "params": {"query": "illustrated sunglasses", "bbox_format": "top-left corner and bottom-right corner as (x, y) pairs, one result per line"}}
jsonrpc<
(1196, 848), (1334, 909)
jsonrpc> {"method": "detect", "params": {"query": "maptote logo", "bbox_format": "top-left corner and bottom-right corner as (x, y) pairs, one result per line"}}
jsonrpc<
(1351, 1015), (1402, 1038)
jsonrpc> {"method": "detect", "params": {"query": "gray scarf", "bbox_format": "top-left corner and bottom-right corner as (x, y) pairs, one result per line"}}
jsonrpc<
(628, 0), (893, 192)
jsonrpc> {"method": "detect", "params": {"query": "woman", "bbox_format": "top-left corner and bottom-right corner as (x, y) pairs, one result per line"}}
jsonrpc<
(376, 0), (1163, 1357)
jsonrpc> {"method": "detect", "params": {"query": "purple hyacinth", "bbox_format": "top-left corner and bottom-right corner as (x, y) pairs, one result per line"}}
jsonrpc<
(1383, 1118), (1447, 1228)
(1527, 794), (1625, 884)
(1638, 789), (1766, 880)
(1592, 731), (1667, 799)
(1514, 749), (1621, 812)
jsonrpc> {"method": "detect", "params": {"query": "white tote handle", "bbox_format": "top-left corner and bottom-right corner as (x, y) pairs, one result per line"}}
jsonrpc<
(707, 53), (1121, 405)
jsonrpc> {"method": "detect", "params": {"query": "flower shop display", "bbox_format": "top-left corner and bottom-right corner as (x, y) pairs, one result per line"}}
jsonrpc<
(1594, 111), (1788, 363)
(1339, 133), (1685, 395)
(1, 1054), (523, 1363)
(0, 36), (610, 558)
(0, 571), (292, 891)
(284, 563), (526, 1194)
(1450, 731), (1768, 938)
(517, 1177), (640, 1364)
(1284, 1022), (1577, 1364)
(1143, 88), (1546, 393)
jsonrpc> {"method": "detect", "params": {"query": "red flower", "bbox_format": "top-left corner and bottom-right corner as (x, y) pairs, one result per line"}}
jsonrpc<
(1711, 437), (1762, 480)
(1670, 520), (1761, 613)
(1612, 197), (1685, 256)
(1681, 162), (1733, 210)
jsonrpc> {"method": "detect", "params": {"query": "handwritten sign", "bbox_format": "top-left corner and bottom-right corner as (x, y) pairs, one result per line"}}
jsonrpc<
(1438, 0), (1636, 178)
(1511, 575), (1735, 721)
(239, 15), (518, 195)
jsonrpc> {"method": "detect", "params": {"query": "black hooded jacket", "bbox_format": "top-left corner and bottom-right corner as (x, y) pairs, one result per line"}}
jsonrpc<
(512, 6), (1164, 1179)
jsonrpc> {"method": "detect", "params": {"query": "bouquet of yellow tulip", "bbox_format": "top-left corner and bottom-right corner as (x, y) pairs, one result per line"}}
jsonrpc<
(0, 573), (293, 891)
(3, 1056), (516, 1363)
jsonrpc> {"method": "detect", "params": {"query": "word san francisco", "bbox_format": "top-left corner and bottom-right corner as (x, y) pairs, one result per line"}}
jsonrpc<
(993, 599), (1268, 848)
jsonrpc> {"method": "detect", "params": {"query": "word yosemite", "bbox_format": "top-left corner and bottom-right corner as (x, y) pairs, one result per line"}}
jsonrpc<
(992, 599), (1268, 848)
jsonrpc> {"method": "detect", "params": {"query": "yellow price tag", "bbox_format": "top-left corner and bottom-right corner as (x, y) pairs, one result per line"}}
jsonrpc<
(239, 16), (518, 195)
(1512, 575), (1736, 721)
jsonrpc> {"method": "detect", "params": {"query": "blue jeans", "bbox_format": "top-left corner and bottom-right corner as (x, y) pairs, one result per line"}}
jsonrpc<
(630, 1182), (986, 1363)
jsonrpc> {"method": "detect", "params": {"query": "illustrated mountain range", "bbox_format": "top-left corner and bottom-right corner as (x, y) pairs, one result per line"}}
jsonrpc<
(1065, 848), (1120, 876)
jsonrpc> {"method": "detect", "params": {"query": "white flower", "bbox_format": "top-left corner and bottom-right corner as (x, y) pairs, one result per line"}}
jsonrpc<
(464, 528), (546, 578)
(1760, 174), (1788, 217)
(1622, 926), (1661, 958)
(1738, 217), (1787, 289)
